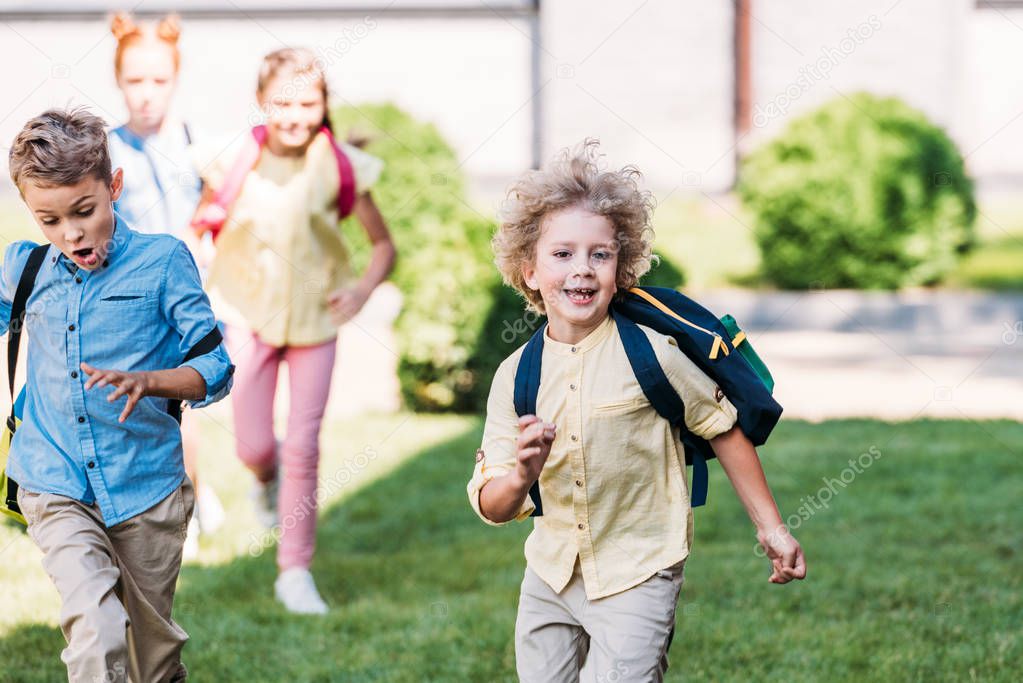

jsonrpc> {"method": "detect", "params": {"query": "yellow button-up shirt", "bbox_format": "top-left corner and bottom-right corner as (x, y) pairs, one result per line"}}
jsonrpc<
(195, 131), (383, 346)
(467, 314), (738, 599)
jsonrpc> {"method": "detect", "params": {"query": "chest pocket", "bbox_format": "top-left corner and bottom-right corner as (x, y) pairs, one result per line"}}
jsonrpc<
(592, 394), (649, 416)
(97, 288), (158, 309)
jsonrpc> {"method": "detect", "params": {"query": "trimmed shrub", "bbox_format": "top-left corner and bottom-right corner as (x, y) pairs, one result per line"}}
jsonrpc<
(332, 103), (500, 412)
(739, 93), (976, 289)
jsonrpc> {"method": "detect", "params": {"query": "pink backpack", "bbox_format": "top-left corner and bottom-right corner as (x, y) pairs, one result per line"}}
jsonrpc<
(191, 125), (357, 240)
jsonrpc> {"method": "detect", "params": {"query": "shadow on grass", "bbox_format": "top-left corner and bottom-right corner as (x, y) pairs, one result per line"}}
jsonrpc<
(0, 422), (530, 683)
(3, 419), (1021, 682)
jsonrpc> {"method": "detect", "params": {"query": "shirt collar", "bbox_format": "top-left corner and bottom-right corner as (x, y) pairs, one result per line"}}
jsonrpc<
(543, 313), (615, 355)
(112, 124), (146, 151)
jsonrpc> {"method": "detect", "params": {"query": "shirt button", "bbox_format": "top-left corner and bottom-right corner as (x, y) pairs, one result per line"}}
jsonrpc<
(571, 347), (578, 353)
(77, 416), (85, 423)
(74, 276), (82, 284)
(570, 384), (577, 391)
(68, 324), (76, 332)
(570, 434), (578, 442)
(87, 461), (95, 469)
(577, 523), (585, 530)
(70, 371), (78, 379)
(575, 480), (583, 487)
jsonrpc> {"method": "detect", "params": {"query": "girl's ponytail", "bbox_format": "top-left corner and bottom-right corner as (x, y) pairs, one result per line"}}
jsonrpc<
(155, 14), (181, 44)
(110, 11), (139, 43)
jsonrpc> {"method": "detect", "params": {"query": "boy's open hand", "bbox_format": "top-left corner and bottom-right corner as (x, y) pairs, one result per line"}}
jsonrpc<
(757, 525), (807, 584)
(514, 415), (556, 488)
(80, 362), (151, 423)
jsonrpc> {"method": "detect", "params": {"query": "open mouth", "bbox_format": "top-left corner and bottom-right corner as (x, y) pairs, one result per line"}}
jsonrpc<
(71, 247), (99, 267)
(564, 287), (597, 305)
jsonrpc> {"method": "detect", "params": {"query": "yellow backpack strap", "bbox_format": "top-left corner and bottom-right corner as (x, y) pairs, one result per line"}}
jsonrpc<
(627, 287), (730, 359)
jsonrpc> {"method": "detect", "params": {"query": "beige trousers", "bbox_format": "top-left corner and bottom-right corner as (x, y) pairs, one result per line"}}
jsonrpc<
(515, 559), (686, 683)
(18, 479), (194, 683)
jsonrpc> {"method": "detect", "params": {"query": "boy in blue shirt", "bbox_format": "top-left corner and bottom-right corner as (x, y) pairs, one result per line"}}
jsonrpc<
(4, 108), (233, 682)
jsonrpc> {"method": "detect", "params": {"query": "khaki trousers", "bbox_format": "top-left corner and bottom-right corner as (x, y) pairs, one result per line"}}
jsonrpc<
(18, 479), (194, 683)
(515, 559), (686, 683)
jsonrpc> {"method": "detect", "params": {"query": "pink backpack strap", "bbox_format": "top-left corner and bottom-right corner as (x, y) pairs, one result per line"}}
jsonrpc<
(191, 126), (265, 240)
(320, 126), (357, 219)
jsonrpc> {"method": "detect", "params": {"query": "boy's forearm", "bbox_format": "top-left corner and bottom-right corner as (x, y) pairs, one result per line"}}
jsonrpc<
(478, 471), (531, 523)
(710, 426), (785, 532)
(144, 366), (207, 402)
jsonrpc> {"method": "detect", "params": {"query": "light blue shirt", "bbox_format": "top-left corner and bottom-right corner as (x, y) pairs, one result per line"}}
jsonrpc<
(0, 220), (234, 526)
(108, 123), (201, 236)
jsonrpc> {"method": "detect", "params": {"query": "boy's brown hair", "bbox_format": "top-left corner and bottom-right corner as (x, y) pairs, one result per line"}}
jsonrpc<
(8, 108), (112, 193)
(494, 138), (656, 313)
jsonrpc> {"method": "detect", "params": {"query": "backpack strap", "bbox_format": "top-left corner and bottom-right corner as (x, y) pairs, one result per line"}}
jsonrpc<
(513, 324), (546, 517)
(165, 326), (225, 424)
(321, 127), (357, 219)
(7, 245), (49, 406)
(611, 310), (711, 507)
(194, 127), (264, 241)
(5, 243), (49, 513)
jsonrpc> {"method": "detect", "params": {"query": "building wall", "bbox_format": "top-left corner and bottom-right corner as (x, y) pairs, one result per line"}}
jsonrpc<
(541, 0), (736, 193)
(746, 0), (1023, 188)
(1, 1), (1022, 201)
(748, 0), (969, 144)
(0, 12), (533, 197)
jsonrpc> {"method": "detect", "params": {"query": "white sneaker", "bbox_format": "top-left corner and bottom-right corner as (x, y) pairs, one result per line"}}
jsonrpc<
(196, 482), (225, 534)
(182, 515), (200, 562)
(250, 475), (279, 529)
(274, 568), (328, 615)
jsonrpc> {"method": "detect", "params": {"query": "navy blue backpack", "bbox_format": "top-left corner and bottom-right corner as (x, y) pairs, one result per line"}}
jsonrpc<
(513, 286), (783, 515)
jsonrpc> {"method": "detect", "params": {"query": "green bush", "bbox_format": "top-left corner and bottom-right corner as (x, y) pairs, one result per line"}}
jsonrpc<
(332, 102), (501, 412)
(738, 92), (977, 289)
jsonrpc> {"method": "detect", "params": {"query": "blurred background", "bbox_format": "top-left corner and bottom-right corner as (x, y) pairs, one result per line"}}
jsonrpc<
(0, 2), (1020, 681)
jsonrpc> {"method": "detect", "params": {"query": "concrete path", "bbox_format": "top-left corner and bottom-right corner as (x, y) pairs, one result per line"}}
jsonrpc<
(694, 289), (1023, 421)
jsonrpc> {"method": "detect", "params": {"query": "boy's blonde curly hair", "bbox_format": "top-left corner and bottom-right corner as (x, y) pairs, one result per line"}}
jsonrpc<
(494, 138), (656, 314)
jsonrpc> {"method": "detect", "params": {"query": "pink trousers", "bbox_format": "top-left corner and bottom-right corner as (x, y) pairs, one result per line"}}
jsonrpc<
(225, 326), (337, 570)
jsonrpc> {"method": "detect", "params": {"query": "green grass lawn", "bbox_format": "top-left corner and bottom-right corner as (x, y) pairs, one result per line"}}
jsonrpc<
(945, 200), (1023, 291)
(1, 413), (1019, 682)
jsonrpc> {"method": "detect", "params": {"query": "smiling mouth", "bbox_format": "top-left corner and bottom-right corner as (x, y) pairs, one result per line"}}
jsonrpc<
(564, 287), (597, 304)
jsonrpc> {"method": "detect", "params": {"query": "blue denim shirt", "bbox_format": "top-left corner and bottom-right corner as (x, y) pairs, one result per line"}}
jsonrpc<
(0, 220), (233, 526)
